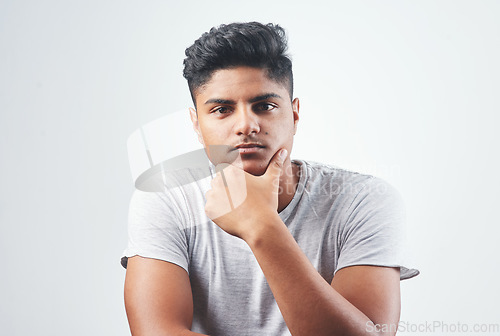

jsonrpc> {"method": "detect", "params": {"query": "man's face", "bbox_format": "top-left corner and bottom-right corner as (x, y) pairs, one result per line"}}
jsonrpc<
(190, 66), (299, 176)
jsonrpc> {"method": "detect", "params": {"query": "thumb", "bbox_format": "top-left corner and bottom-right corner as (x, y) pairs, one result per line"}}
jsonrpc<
(265, 148), (287, 181)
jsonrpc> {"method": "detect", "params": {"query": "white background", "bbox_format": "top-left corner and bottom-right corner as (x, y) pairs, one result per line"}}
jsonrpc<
(1, 0), (499, 335)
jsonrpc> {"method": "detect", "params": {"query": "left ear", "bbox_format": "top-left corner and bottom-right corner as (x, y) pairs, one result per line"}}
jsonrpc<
(292, 98), (300, 135)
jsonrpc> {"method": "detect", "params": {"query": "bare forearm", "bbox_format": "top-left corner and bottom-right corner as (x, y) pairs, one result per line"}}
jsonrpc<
(246, 215), (383, 336)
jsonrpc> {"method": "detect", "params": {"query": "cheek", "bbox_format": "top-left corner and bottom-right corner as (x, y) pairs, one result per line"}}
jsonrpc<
(198, 123), (220, 143)
(267, 121), (295, 138)
(199, 128), (234, 153)
(264, 131), (294, 152)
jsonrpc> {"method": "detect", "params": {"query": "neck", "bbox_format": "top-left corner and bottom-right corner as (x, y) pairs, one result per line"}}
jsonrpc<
(277, 159), (300, 213)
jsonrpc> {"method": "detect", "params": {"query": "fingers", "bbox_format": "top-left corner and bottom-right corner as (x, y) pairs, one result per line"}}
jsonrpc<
(265, 148), (287, 181)
(206, 164), (247, 220)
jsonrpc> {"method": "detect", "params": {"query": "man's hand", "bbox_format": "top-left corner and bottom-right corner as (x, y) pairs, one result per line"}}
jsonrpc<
(204, 148), (287, 241)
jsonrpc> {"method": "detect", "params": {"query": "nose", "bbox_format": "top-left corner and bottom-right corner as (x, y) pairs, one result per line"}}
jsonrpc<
(233, 106), (260, 135)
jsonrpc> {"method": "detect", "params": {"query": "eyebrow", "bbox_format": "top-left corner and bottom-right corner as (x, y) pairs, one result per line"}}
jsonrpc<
(204, 98), (236, 105)
(204, 93), (282, 105)
(249, 93), (282, 103)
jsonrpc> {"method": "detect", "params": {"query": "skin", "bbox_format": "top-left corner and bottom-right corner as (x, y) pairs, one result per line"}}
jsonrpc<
(124, 66), (401, 336)
(190, 66), (300, 213)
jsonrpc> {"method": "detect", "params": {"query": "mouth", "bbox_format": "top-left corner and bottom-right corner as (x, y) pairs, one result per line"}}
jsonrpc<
(234, 143), (265, 154)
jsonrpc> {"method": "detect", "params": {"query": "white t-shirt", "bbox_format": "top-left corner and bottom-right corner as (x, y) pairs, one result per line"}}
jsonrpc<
(122, 159), (419, 336)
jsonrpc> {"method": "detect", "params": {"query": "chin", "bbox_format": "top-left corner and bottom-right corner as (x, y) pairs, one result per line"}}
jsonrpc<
(227, 158), (264, 175)
(241, 162), (268, 176)
(245, 168), (266, 176)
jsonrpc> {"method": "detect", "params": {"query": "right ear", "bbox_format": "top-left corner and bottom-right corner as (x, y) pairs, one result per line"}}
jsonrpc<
(189, 107), (205, 145)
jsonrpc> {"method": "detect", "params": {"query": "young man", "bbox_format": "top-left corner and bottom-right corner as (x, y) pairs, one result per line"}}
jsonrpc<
(122, 22), (419, 336)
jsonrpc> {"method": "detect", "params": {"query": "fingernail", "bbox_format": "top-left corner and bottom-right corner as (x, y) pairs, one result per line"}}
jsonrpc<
(280, 149), (287, 159)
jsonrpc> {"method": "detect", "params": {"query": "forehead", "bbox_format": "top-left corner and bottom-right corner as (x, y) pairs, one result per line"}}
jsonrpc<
(195, 67), (289, 102)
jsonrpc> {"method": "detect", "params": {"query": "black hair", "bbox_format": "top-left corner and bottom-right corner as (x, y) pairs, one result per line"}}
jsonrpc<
(183, 22), (293, 105)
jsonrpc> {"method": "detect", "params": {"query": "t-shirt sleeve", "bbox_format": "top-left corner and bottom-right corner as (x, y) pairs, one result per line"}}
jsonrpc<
(121, 189), (190, 273)
(335, 177), (419, 280)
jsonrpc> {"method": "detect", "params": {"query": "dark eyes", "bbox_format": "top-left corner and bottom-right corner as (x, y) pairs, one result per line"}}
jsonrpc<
(254, 103), (276, 112)
(210, 103), (276, 115)
(212, 106), (231, 114)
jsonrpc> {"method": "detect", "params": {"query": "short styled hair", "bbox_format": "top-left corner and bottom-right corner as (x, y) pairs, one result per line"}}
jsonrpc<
(183, 22), (293, 105)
